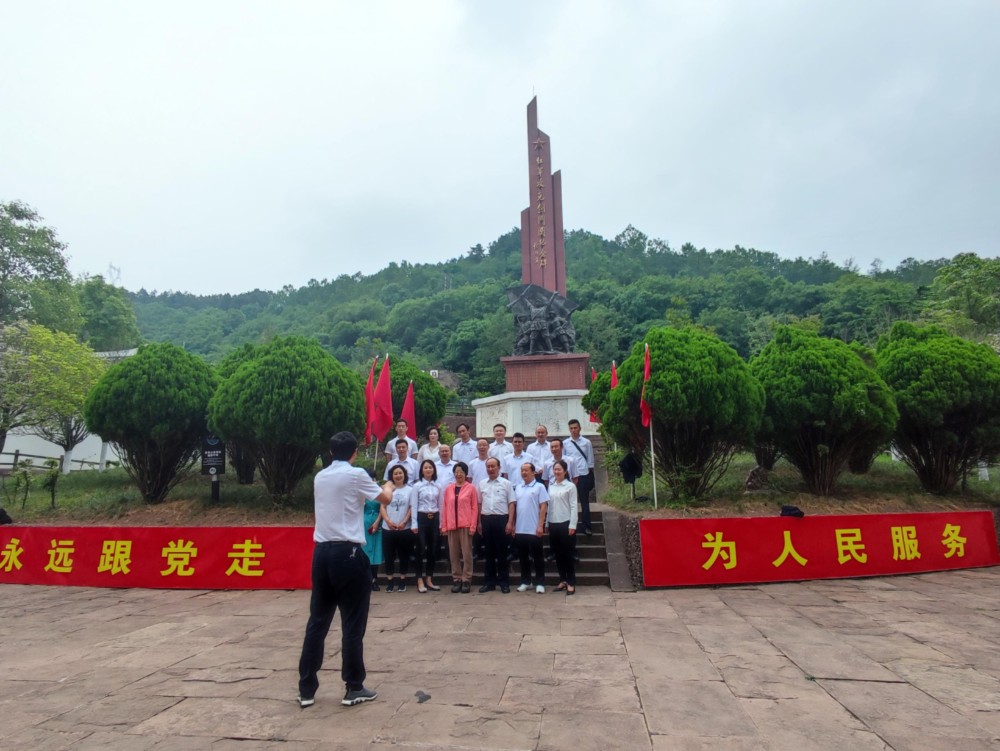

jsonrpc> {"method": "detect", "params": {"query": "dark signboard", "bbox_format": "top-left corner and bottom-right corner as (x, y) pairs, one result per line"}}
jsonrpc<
(201, 434), (226, 476)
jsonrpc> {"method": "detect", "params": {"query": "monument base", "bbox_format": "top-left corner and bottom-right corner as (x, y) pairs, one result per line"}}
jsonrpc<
(501, 352), (590, 392)
(472, 389), (597, 438)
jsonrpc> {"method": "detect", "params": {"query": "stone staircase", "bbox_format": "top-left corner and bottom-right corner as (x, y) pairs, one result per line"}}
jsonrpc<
(415, 508), (611, 587)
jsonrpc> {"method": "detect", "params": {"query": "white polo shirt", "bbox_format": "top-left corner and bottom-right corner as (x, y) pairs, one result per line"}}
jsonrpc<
(479, 476), (516, 516)
(313, 461), (383, 544)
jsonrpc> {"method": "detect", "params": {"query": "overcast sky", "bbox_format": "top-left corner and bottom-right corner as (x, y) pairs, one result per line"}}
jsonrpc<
(2, 1), (998, 296)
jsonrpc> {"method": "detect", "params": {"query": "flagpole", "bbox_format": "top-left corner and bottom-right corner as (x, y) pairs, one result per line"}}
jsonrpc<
(648, 421), (658, 509)
(372, 440), (380, 472)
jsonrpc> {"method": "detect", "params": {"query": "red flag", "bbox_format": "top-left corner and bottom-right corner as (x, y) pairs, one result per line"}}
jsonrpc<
(610, 360), (618, 389)
(640, 344), (652, 428)
(588, 366), (600, 423)
(372, 355), (394, 441)
(364, 356), (378, 443)
(400, 380), (417, 439)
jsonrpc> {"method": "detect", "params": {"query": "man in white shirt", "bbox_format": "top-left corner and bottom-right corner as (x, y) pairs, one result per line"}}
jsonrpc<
(525, 425), (553, 480)
(382, 420), (418, 463)
(502, 433), (529, 480)
(435, 444), (456, 489)
(452, 423), (478, 464)
(563, 419), (596, 535)
(299, 431), (393, 709)
(477, 457), (516, 593)
(467, 438), (491, 486)
(542, 438), (580, 486)
(383, 440), (419, 484)
(488, 423), (515, 462)
(513, 461), (549, 593)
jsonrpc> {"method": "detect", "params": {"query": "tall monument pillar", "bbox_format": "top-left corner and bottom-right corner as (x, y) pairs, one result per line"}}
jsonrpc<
(520, 97), (567, 297)
(473, 98), (593, 436)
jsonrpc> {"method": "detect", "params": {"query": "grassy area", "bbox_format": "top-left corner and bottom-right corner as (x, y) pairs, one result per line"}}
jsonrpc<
(3, 467), (316, 524)
(601, 452), (1000, 516)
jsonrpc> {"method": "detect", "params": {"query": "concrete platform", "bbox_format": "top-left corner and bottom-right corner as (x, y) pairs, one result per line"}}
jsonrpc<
(3, 567), (999, 750)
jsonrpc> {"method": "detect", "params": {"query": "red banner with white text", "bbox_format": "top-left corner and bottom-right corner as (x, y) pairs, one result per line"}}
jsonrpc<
(641, 511), (999, 587)
(0, 526), (315, 589)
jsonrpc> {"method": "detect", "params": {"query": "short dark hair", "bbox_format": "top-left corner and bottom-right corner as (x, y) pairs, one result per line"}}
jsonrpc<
(453, 461), (469, 476)
(329, 432), (358, 462)
(419, 459), (438, 482)
(550, 438), (563, 449)
(426, 426), (439, 438)
(389, 463), (409, 484)
(493, 423), (506, 431)
(395, 438), (409, 449)
(486, 457), (501, 469)
(568, 418), (581, 428)
(458, 422), (470, 431)
(512, 432), (525, 441)
(395, 419), (407, 427)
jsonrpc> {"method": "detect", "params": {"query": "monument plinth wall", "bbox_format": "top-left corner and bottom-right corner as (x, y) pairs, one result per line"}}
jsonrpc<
(501, 352), (589, 392)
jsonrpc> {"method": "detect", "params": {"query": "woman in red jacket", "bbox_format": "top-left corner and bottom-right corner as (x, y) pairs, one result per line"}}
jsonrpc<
(440, 461), (480, 593)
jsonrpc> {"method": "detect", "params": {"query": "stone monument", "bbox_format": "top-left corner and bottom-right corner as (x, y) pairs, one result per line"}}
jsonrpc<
(473, 98), (593, 435)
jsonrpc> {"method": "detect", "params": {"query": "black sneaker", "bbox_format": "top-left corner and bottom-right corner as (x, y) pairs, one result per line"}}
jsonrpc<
(342, 687), (377, 706)
(397, 583), (406, 593)
(298, 695), (315, 708)
(451, 582), (462, 593)
(478, 584), (495, 593)
(371, 580), (379, 592)
(500, 584), (510, 593)
(461, 581), (471, 594)
(385, 582), (395, 593)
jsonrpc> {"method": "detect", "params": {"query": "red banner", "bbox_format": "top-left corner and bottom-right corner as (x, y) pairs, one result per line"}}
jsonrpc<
(641, 511), (1000, 587)
(0, 526), (315, 589)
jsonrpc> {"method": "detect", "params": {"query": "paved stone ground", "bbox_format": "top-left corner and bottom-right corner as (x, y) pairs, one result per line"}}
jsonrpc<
(2, 568), (999, 750)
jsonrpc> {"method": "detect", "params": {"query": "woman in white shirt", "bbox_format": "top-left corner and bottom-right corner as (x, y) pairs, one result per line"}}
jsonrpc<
(546, 459), (578, 595)
(414, 459), (443, 593)
(417, 426), (443, 464)
(379, 465), (417, 592)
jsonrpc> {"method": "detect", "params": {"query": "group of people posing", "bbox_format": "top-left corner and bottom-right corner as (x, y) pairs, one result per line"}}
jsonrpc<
(362, 418), (596, 596)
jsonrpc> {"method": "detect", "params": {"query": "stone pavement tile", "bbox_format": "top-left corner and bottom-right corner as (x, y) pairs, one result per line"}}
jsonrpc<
(500, 676), (641, 713)
(709, 653), (828, 700)
(747, 615), (901, 681)
(817, 678), (996, 743)
(878, 736), (1000, 751)
(553, 653), (636, 684)
(172, 644), (302, 671)
(237, 668), (298, 701)
(466, 616), (562, 634)
(614, 592), (681, 619)
(283, 688), (398, 744)
(401, 651), (554, 679)
(404, 615), (472, 633)
(636, 677), (756, 737)
(793, 604), (895, 633)
(625, 638), (722, 682)
(71, 730), (165, 749)
(519, 633), (626, 655)
(760, 583), (843, 608)
(0, 726), (91, 750)
(128, 696), (296, 741)
(841, 632), (954, 663)
(539, 710), (651, 750)
(415, 631), (523, 653)
(374, 702), (540, 749)
(366, 615), (418, 633)
(97, 640), (229, 671)
(212, 741), (324, 751)
(740, 696), (890, 750)
(717, 591), (798, 619)
(685, 622), (782, 656)
(375, 669), (509, 708)
(650, 737), (766, 750)
(129, 666), (274, 699)
(559, 617), (621, 636)
(619, 614), (691, 640)
(886, 659), (1000, 712)
(40, 694), (183, 734)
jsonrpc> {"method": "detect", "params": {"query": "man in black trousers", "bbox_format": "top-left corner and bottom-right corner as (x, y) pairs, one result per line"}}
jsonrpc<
(298, 432), (393, 708)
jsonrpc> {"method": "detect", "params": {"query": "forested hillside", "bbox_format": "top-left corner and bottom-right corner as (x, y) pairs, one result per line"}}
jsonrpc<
(129, 225), (997, 397)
